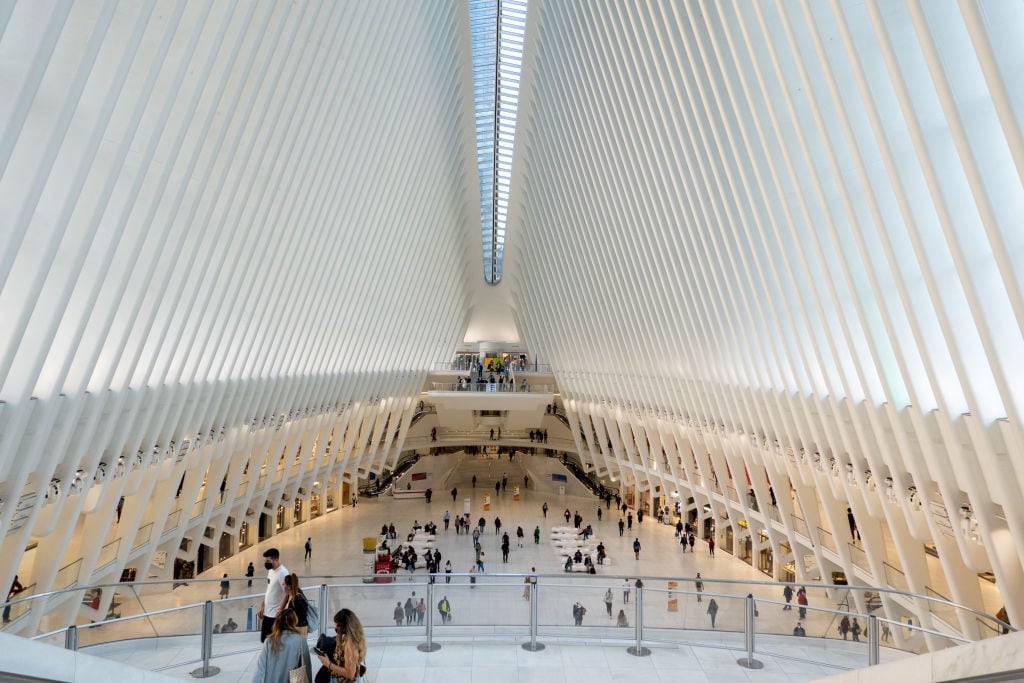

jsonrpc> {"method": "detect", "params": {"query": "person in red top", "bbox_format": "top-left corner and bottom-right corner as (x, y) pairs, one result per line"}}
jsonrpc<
(708, 536), (716, 557)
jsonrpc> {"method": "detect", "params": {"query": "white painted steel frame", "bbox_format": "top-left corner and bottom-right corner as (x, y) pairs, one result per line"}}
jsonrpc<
(0, 0), (478, 632)
(506, 0), (1023, 644)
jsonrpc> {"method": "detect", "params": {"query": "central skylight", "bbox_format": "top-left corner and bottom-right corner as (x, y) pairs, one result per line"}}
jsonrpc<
(470, 0), (527, 284)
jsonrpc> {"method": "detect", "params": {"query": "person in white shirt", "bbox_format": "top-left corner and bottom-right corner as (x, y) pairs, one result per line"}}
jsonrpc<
(257, 548), (290, 642)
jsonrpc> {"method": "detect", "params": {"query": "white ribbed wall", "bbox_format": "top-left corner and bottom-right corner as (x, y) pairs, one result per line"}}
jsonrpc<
(1, 0), (1022, 649)
(0, 0), (479, 630)
(506, 0), (1024, 641)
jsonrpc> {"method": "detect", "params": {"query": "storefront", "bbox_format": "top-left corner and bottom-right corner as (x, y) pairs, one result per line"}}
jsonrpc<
(219, 531), (234, 563)
(757, 531), (773, 575)
(238, 521), (252, 550)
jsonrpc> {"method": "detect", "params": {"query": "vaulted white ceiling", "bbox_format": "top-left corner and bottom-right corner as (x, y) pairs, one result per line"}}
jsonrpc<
(1, 0), (1023, 639)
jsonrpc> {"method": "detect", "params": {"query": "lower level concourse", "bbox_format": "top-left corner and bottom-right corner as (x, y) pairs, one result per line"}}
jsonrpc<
(67, 453), (917, 682)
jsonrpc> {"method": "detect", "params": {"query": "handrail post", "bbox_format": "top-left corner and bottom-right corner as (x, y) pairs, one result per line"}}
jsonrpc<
(418, 578), (440, 652)
(627, 579), (650, 656)
(319, 584), (329, 636)
(868, 614), (880, 666)
(737, 593), (763, 669)
(190, 600), (220, 678)
(64, 625), (78, 651)
(522, 573), (544, 651)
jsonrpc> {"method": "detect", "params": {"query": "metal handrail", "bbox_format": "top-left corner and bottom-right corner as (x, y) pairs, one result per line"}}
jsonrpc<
(10, 571), (1011, 638)
(19, 572), (1005, 679)
(428, 382), (555, 393)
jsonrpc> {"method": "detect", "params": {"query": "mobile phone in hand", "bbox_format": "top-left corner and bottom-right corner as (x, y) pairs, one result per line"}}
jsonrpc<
(312, 647), (324, 656)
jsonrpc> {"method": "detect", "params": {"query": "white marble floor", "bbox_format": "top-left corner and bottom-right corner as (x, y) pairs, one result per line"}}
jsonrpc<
(75, 453), (914, 682)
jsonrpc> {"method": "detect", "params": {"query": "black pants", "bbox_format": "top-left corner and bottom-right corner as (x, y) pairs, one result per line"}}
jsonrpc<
(261, 615), (276, 642)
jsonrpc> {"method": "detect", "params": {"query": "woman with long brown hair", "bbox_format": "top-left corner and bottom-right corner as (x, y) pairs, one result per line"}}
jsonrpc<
(252, 608), (311, 682)
(279, 573), (312, 636)
(315, 608), (366, 683)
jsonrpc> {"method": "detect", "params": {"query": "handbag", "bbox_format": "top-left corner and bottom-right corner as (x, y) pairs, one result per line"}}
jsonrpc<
(288, 648), (307, 683)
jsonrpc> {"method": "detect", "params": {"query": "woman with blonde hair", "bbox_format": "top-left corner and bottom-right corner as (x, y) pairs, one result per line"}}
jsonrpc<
(279, 573), (312, 636)
(252, 608), (311, 682)
(315, 608), (366, 683)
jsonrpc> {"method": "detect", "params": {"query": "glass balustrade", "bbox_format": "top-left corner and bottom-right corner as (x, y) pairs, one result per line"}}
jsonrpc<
(12, 573), (1006, 676)
(428, 382), (554, 393)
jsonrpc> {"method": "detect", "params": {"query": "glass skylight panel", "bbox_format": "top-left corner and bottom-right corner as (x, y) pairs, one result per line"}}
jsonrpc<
(470, 0), (527, 284)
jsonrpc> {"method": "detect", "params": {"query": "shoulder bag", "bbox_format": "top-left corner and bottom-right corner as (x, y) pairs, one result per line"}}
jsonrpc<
(288, 644), (308, 683)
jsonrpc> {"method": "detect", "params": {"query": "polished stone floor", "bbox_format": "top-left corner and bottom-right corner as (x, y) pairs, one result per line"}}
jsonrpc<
(75, 452), (912, 682)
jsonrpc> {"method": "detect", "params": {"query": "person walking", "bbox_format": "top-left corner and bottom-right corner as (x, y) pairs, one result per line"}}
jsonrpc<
(542, 502), (548, 518)
(618, 518), (625, 537)
(444, 510), (450, 531)
(494, 517), (502, 536)
(438, 595), (451, 623)
(219, 573), (230, 599)
(839, 614), (851, 639)
(444, 560), (452, 584)
(393, 602), (404, 626)
(404, 594), (416, 625)
(5, 576), (25, 623)
(797, 587), (808, 619)
(304, 537), (312, 561)
(851, 617), (862, 642)
(564, 509), (571, 524)
(633, 537), (641, 559)
(707, 598), (719, 629)
(416, 598), (426, 625)
(627, 513), (633, 531)
(472, 475), (477, 488)
(253, 608), (312, 683)
(708, 536), (716, 556)
(451, 487), (458, 502)
(523, 568), (536, 600)
(315, 609), (366, 683)
(597, 507), (602, 522)
(246, 562), (255, 588)
(604, 588), (614, 617)
(783, 584), (793, 610)
(623, 579), (630, 603)
(516, 526), (524, 548)
(257, 548), (290, 643)
(501, 534), (510, 563)
(695, 573), (704, 603)
(279, 574), (312, 636)
(688, 533), (696, 552)
(534, 525), (541, 544)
